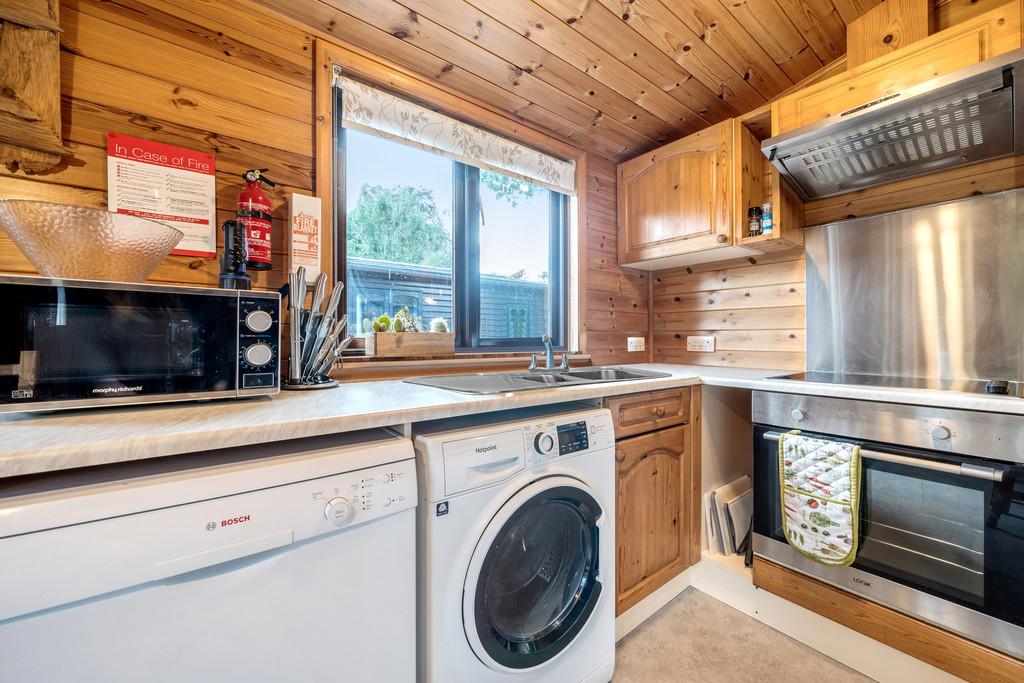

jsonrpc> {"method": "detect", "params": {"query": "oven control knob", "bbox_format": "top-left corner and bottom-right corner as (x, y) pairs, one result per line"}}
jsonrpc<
(790, 409), (808, 422)
(534, 431), (556, 455)
(243, 343), (274, 367)
(931, 425), (952, 441)
(324, 497), (354, 526)
(244, 309), (274, 333)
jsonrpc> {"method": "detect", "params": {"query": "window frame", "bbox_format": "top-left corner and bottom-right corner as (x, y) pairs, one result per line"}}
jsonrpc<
(338, 112), (570, 353)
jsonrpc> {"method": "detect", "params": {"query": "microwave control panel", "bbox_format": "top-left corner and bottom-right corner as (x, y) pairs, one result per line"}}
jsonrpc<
(237, 293), (280, 393)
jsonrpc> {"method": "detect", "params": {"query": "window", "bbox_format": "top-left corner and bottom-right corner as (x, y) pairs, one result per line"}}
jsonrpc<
(341, 124), (569, 350)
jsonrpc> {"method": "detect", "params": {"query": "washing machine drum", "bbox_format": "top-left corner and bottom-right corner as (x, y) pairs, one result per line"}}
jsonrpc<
(463, 477), (604, 671)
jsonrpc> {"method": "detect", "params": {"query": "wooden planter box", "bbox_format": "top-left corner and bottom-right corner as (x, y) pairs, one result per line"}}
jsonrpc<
(364, 332), (456, 358)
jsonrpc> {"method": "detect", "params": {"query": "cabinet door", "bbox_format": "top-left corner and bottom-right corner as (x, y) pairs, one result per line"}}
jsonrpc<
(617, 121), (733, 265)
(615, 424), (690, 615)
(774, 2), (1022, 133)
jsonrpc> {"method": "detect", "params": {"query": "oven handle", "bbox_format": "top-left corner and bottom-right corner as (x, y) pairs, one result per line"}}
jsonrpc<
(762, 432), (1005, 482)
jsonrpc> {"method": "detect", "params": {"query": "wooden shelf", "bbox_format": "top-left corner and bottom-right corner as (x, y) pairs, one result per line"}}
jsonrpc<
(733, 108), (803, 252)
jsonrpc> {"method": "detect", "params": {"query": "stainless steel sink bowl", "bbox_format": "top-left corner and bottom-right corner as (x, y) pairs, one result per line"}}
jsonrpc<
(404, 366), (672, 394)
(567, 368), (660, 381)
(519, 373), (580, 385)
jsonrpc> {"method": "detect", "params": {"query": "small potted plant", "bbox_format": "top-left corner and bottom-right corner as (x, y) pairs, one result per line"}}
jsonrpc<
(363, 307), (455, 357)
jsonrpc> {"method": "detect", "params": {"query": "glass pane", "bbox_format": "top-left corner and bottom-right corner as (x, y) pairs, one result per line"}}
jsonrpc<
(345, 128), (453, 335)
(480, 501), (590, 643)
(478, 171), (552, 341)
(858, 463), (986, 604)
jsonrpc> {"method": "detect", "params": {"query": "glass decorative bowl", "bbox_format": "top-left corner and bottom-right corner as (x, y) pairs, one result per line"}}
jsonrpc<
(0, 200), (184, 282)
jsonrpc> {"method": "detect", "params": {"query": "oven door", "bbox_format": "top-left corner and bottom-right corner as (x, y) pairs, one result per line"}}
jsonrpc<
(0, 280), (239, 410)
(753, 424), (1024, 659)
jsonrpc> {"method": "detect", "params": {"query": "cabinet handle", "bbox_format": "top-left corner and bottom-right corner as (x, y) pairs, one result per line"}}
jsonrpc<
(615, 448), (626, 463)
(716, 234), (728, 244)
(653, 406), (666, 418)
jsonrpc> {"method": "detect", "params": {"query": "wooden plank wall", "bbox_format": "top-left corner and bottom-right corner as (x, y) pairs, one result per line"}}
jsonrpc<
(650, 250), (806, 371)
(0, 0), (316, 294)
(583, 154), (650, 365)
(0, 0), (646, 363)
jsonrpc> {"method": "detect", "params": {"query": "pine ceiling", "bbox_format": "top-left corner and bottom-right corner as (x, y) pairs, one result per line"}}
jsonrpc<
(260, 0), (880, 161)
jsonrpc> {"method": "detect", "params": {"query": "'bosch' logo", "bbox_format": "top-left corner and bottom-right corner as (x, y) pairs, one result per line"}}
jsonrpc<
(206, 521), (217, 531)
(220, 515), (251, 527)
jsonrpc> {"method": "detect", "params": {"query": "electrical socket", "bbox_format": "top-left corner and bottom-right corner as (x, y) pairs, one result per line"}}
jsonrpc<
(686, 335), (716, 352)
(627, 336), (646, 352)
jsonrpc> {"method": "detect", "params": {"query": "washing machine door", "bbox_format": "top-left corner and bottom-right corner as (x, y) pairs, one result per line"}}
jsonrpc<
(463, 475), (604, 672)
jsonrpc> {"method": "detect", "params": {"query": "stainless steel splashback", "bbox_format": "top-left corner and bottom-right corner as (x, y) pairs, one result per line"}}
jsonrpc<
(805, 188), (1024, 380)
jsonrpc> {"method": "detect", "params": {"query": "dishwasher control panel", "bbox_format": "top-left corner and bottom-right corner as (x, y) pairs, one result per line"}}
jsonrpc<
(310, 459), (417, 528)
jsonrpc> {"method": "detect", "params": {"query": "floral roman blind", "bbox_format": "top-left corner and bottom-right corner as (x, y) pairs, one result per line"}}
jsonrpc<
(335, 74), (577, 195)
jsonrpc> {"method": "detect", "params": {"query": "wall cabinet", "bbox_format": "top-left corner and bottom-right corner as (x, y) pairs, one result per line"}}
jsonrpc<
(617, 117), (803, 270)
(607, 387), (699, 615)
(617, 120), (737, 269)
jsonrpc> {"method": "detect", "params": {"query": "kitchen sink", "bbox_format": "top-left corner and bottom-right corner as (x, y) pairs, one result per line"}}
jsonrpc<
(404, 366), (671, 394)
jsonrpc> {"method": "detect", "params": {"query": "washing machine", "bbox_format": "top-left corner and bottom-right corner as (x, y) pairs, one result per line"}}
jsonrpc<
(413, 403), (615, 683)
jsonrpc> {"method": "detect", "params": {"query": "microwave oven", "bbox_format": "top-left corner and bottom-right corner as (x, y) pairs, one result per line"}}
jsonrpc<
(0, 275), (280, 413)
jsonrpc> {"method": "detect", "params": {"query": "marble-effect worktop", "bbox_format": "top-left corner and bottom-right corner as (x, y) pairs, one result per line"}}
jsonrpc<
(3, 364), (1024, 478)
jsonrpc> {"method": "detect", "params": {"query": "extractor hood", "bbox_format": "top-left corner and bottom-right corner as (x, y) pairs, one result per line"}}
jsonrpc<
(762, 48), (1024, 201)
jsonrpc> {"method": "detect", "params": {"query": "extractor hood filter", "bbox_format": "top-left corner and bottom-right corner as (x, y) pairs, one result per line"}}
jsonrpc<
(763, 49), (1024, 201)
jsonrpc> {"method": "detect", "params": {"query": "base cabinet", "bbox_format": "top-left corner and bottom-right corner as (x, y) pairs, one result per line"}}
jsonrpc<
(615, 425), (691, 615)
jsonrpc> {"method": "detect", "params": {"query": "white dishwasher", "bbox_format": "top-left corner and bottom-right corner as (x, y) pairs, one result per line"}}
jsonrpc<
(0, 429), (416, 683)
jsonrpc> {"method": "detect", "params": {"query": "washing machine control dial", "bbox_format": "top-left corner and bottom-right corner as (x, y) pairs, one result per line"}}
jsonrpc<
(533, 431), (556, 455)
(324, 497), (354, 526)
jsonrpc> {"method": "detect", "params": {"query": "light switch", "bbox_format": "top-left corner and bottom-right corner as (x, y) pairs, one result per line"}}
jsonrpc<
(627, 337), (646, 352)
(686, 335), (716, 352)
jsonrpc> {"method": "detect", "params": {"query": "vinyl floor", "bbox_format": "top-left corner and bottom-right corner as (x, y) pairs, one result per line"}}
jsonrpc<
(614, 588), (874, 682)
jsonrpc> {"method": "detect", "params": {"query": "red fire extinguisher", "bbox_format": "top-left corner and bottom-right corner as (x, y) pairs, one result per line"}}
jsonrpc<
(237, 169), (275, 271)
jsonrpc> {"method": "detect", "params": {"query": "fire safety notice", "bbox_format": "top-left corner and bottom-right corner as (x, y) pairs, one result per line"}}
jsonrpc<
(106, 132), (217, 258)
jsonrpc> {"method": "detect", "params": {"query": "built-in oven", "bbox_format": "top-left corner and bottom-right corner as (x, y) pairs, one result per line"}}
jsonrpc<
(752, 391), (1024, 659)
(0, 275), (280, 413)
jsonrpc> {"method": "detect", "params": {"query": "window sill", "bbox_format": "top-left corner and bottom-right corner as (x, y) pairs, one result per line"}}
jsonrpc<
(333, 352), (592, 382)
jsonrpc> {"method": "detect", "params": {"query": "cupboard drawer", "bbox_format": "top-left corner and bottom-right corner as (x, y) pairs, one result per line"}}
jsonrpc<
(605, 388), (690, 438)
